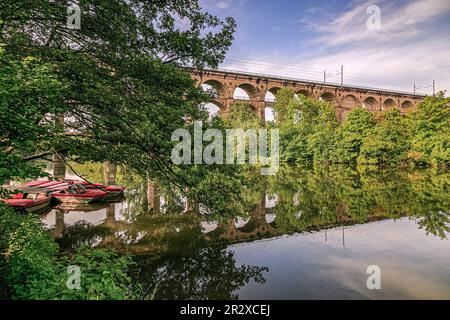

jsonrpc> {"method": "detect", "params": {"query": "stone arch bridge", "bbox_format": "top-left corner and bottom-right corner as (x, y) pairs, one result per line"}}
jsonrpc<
(191, 68), (426, 121)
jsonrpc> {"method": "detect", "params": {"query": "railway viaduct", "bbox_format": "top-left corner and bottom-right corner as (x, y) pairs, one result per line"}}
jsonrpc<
(191, 68), (427, 121)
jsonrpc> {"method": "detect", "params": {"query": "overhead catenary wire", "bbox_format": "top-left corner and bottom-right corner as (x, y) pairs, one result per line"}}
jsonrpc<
(225, 57), (430, 87)
(222, 57), (433, 94)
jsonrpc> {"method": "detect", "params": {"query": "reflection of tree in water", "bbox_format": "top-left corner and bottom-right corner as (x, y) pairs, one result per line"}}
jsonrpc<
(53, 203), (268, 300)
(133, 240), (268, 300)
(53, 163), (449, 300)
(261, 165), (450, 239)
(56, 221), (111, 252)
(408, 171), (450, 238)
(415, 211), (450, 238)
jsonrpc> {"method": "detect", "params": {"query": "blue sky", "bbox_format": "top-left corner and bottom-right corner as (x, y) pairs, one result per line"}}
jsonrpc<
(200, 0), (450, 95)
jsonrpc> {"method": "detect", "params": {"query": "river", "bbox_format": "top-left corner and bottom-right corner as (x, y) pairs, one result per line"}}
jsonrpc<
(41, 164), (450, 299)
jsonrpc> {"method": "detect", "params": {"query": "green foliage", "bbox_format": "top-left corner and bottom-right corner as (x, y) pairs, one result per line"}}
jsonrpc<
(223, 103), (263, 129)
(272, 89), (449, 168)
(333, 108), (376, 162)
(1, 209), (59, 299)
(358, 109), (411, 164)
(0, 49), (61, 184)
(55, 248), (139, 300)
(273, 88), (339, 163)
(262, 165), (449, 238)
(409, 94), (450, 168)
(187, 170), (246, 220)
(0, 204), (139, 300)
(0, 0), (247, 300)
(0, 0), (242, 217)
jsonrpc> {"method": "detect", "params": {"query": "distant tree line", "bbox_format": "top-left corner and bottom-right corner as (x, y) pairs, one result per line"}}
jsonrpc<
(225, 89), (449, 169)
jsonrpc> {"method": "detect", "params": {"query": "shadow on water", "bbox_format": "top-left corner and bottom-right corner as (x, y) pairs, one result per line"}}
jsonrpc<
(41, 164), (450, 299)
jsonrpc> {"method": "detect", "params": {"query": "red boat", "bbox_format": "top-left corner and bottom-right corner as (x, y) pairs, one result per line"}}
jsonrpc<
(65, 180), (125, 201)
(51, 184), (108, 204)
(1, 187), (52, 214)
(25, 179), (123, 203)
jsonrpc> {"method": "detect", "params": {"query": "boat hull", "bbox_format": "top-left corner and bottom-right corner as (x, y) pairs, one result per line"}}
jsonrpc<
(3, 198), (52, 215)
(51, 194), (103, 204)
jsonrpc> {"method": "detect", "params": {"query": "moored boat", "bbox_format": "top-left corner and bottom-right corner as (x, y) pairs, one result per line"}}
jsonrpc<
(1, 187), (53, 214)
(65, 180), (126, 201)
(51, 184), (108, 204)
(25, 179), (124, 203)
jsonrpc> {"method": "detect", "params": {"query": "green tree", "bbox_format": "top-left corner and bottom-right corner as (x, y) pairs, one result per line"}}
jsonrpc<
(0, 0), (243, 299)
(273, 88), (338, 162)
(409, 93), (450, 168)
(0, 48), (64, 185)
(333, 108), (376, 163)
(223, 102), (263, 129)
(358, 109), (410, 164)
(0, 0), (241, 215)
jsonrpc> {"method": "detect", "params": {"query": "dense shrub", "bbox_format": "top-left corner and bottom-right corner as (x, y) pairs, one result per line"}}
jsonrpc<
(358, 109), (411, 164)
(333, 109), (376, 163)
(263, 89), (450, 168)
(0, 204), (139, 300)
(272, 88), (339, 163)
(409, 94), (450, 168)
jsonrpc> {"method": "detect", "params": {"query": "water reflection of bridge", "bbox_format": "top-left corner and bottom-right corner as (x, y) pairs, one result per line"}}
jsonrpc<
(44, 183), (389, 251)
(203, 201), (279, 243)
(46, 195), (281, 246)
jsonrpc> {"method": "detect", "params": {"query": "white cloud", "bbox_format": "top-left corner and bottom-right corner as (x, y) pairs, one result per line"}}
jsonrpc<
(309, 0), (450, 46)
(222, 0), (450, 95)
(216, 0), (233, 10)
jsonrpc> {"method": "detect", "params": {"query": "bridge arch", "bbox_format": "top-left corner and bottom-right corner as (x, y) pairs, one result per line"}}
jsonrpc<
(237, 217), (259, 234)
(265, 86), (279, 103)
(382, 98), (397, 111)
(265, 213), (276, 224)
(202, 100), (224, 117)
(363, 96), (379, 111)
(296, 89), (311, 98)
(233, 83), (259, 101)
(319, 91), (336, 103)
(401, 100), (414, 112)
(201, 79), (228, 98)
(341, 94), (359, 109)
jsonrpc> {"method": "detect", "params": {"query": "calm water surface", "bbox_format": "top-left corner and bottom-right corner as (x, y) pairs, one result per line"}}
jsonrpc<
(42, 165), (450, 299)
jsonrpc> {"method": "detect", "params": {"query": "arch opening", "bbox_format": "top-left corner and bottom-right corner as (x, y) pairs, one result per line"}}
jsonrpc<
(233, 83), (258, 101)
(201, 79), (227, 98)
(265, 91), (276, 103)
(319, 92), (335, 103)
(200, 100), (223, 118)
(296, 89), (311, 98)
(383, 98), (397, 111)
(401, 100), (414, 111)
(363, 96), (379, 111)
(341, 95), (358, 109)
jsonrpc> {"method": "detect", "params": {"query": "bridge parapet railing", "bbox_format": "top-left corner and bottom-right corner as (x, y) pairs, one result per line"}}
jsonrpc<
(200, 68), (427, 98)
